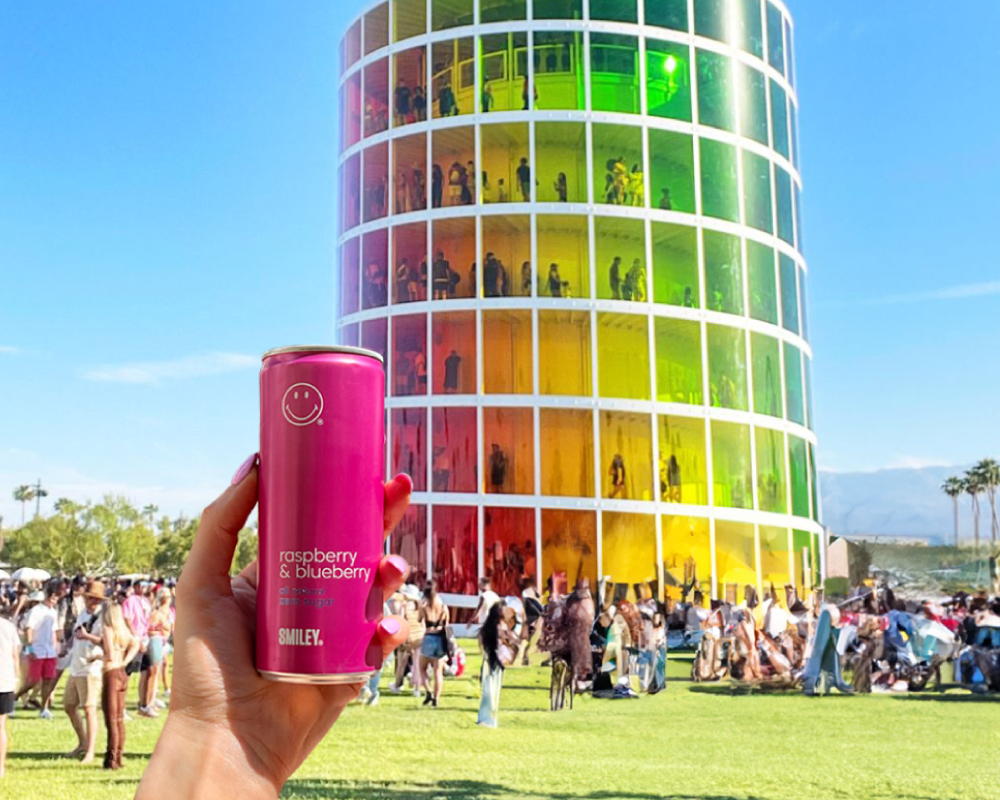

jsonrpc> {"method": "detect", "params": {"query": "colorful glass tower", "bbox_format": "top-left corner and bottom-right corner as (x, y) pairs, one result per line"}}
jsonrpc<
(338, 0), (822, 610)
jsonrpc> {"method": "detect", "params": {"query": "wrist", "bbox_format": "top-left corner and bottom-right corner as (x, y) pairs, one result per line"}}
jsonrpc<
(136, 712), (280, 800)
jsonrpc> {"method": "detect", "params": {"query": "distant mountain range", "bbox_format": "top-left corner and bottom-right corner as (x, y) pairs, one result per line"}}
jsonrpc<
(819, 465), (975, 543)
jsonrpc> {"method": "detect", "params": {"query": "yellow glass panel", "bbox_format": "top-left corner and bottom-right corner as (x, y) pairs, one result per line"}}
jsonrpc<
(597, 313), (650, 400)
(542, 509), (598, 597)
(594, 217), (646, 301)
(715, 520), (756, 604)
(760, 525), (791, 593)
(482, 215), (531, 297)
(662, 515), (710, 601)
(483, 310), (532, 394)
(601, 512), (657, 602)
(658, 415), (708, 505)
(540, 408), (594, 497)
(600, 411), (654, 501)
(537, 215), (590, 299)
(539, 311), (592, 396)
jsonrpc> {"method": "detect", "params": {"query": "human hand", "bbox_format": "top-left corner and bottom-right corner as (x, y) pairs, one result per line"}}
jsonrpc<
(135, 456), (412, 800)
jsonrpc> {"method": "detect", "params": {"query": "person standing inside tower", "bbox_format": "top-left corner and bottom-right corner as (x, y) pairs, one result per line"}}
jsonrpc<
(488, 444), (509, 493)
(395, 78), (412, 126)
(609, 454), (627, 499)
(433, 250), (451, 299)
(443, 349), (462, 393)
(554, 172), (568, 203)
(547, 263), (563, 298)
(432, 164), (444, 208)
(516, 157), (531, 202)
(481, 77), (493, 112)
(609, 256), (622, 300)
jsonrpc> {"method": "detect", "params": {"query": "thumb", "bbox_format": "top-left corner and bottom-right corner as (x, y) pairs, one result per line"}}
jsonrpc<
(181, 453), (259, 596)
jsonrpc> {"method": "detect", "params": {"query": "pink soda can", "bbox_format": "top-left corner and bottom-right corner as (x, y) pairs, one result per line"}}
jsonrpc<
(256, 345), (386, 684)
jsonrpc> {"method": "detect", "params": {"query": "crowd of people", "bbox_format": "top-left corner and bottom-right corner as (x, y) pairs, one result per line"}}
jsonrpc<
(0, 575), (175, 776)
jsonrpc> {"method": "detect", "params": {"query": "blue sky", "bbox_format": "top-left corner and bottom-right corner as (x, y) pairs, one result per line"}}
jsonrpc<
(1, 1), (998, 524)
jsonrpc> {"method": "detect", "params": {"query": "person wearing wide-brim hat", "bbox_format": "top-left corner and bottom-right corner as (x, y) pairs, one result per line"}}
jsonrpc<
(64, 580), (108, 763)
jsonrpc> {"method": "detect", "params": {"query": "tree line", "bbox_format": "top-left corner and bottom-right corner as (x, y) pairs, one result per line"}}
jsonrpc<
(941, 458), (1000, 548)
(1, 492), (256, 577)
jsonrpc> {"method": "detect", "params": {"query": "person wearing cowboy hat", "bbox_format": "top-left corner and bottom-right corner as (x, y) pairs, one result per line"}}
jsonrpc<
(63, 580), (107, 763)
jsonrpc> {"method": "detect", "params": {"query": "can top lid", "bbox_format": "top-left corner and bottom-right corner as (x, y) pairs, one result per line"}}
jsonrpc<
(262, 345), (384, 363)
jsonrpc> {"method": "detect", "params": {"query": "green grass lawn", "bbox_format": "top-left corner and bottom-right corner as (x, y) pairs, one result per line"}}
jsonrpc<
(5, 643), (1000, 799)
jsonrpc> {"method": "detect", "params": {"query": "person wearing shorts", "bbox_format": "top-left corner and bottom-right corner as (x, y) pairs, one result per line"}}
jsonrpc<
(0, 610), (20, 778)
(64, 580), (107, 763)
(16, 583), (61, 718)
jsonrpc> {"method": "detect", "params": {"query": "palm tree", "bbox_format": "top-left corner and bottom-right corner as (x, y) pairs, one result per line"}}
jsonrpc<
(32, 485), (48, 519)
(942, 477), (964, 546)
(965, 470), (984, 552)
(142, 504), (160, 525)
(12, 485), (34, 525)
(973, 459), (1000, 542)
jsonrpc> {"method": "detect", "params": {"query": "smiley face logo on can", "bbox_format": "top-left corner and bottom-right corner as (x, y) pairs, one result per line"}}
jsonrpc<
(282, 383), (324, 427)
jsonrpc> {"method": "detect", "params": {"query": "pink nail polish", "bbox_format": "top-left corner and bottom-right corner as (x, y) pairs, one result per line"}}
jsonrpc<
(231, 453), (258, 485)
(378, 617), (400, 637)
(386, 555), (408, 576)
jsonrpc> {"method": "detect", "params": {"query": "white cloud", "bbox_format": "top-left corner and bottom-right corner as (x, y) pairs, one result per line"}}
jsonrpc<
(882, 280), (1000, 305)
(0, 345), (18, 354)
(83, 351), (257, 385)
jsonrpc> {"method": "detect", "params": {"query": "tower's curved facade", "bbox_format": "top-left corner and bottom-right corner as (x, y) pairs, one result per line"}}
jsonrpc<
(338, 0), (822, 610)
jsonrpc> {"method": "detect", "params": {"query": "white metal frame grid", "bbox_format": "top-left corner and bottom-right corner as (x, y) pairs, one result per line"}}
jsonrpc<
(340, 0), (824, 600)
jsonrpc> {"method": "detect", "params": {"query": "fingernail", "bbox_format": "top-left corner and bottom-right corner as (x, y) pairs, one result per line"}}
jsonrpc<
(393, 473), (413, 495)
(386, 555), (408, 577)
(378, 617), (400, 637)
(232, 453), (258, 485)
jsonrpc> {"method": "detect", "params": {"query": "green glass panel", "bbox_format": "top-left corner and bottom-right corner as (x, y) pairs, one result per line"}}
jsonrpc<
(794, 184), (804, 251)
(652, 223), (699, 308)
(756, 427), (787, 513)
(748, 241), (778, 324)
(645, 0), (688, 31)
(784, 342), (804, 425)
(775, 166), (794, 245)
(655, 318), (703, 405)
(699, 139), (739, 222)
(779, 254), (799, 334)
(694, 0), (729, 43)
(789, 436), (809, 518)
(805, 357), (815, 430)
(481, 0), (526, 22)
(593, 123), (643, 206)
(591, 0), (638, 23)
(649, 129), (695, 212)
(737, 0), (764, 58)
(534, 0), (583, 19)
(590, 33), (640, 114)
(598, 313), (651, 400)
(760, 525), (791, 586)
(712, 421), (753, 510)
(432, 0), (473, 30)
(739, 64), (768, 145)
(697, 50), (734, 132)
(708, 324), (748, 411)
(704, 230), (743, 316)
(646, 40), (692, 122)
(534, 32), (586, 111)
(785, 17), (795, 87)
(751, 333), (782, 418)
(799, 266), (809, 341)
(479, 32), (527, 112)
(808, 443), (820, 522)
(658, 416), (708, 505)
(743, 150), (773, 233)
(770, 80), (789, 159)
(766, 2), (785, 74)
(790, 101), (800, 169)
(595, 216), (646, 301)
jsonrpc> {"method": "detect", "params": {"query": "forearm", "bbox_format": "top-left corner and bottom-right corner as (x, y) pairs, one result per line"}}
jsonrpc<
(135, 715), (278, 800)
